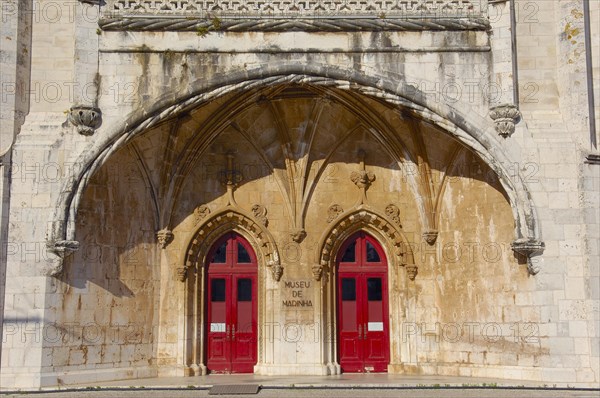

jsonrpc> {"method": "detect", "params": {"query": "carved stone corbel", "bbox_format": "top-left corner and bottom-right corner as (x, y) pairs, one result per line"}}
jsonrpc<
(176, 266), (188, 282)
(422, 230), (438, 245)
(290, 228), (306, 243)
(511, 238), (545, 275)
(68, 106), (102, 136)
(312, 264), (323, 281)
(489, 104), (521, 138)
(46, 240), (80, 276)
(405, 263), (418, 281)
(271, 264), (283, 282)
(156, 229), (174, 249)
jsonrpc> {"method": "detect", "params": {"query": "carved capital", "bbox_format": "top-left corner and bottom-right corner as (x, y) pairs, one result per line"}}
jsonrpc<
(422, 230), (438, 245)
(489, 104), (521, 138)
(68, 106), (102, 136)
(327, 204), (343, 223)
(156, 228), (174, 249)
(312, 264), (323, 281)
(405, 264), (418, 281)
(251, 204), (268, 226)
(176, 266), (188, 282)
(290, 228), (306, 243)
(271, 264), (283, 282)
(511, 238), (545, 275)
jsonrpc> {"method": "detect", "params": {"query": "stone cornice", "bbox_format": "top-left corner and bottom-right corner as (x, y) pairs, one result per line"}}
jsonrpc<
(99, 16), (490, 32)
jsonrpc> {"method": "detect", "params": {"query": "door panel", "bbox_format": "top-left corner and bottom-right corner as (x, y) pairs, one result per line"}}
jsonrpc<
(338, 276), (362, 372)
(337, 233), (389, 373)
(231, 275), (256, 373)
(207, 276), (230, 371)
(205, 233), (257, 374)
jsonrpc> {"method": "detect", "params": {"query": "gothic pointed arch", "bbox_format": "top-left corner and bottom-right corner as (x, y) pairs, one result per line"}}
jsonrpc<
(316, 205), (417, 281)
(181, 208), (281, 282)
(46, 66), (544, 276)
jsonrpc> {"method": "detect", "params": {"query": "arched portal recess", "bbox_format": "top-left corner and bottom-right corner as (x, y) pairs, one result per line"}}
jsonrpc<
(47, 69), (544, 278)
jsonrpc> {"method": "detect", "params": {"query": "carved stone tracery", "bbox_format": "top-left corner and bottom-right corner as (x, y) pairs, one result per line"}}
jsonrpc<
(106, 0), (484, 17)
(317, 208), (417, 280)
(183, 210), (281, 282)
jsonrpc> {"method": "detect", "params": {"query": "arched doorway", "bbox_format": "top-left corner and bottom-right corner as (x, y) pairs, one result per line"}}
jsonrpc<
(337, 232), (390, 373)
(205, 232), (258, 373)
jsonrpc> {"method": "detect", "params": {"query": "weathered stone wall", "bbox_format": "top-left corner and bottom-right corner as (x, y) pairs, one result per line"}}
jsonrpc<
(43, 146), (160, 383)
(1, 0), (599, 390)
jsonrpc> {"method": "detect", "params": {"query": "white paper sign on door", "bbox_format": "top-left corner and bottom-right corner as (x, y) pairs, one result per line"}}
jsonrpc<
(368, 322), (384, 331)
(210, 323), (226, 332)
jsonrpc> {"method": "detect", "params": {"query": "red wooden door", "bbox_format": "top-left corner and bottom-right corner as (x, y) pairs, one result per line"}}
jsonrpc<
(206, 233), (257, 373)
(337, 232), (389, 373)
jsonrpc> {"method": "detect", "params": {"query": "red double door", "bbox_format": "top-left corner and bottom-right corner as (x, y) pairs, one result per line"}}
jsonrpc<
(206, 233), (257, 373)
(337, 232), (390, 373)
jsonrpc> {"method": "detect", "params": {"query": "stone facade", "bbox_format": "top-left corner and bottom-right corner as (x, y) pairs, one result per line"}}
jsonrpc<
(0, 0), (598, 389)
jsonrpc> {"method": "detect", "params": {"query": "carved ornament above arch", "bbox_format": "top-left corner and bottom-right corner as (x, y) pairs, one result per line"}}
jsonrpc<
(181, 208), (281, 282)
(316, 205), (417, 281)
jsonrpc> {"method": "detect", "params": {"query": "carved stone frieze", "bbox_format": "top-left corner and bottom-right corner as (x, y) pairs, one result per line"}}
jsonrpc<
(68, 106), (102, 136)
(105, 0), (484, 17)
(489, 104), (521, 138)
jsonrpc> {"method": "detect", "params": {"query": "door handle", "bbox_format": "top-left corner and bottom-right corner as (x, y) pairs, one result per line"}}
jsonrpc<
(225, 324), (231, 341)
(231, 324), (236, 340)
(358, 324), (362, 340)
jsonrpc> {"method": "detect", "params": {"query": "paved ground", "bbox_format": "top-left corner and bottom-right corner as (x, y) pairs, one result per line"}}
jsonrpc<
(1, 375), (598, 397)
(1, 388), (599, 398)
